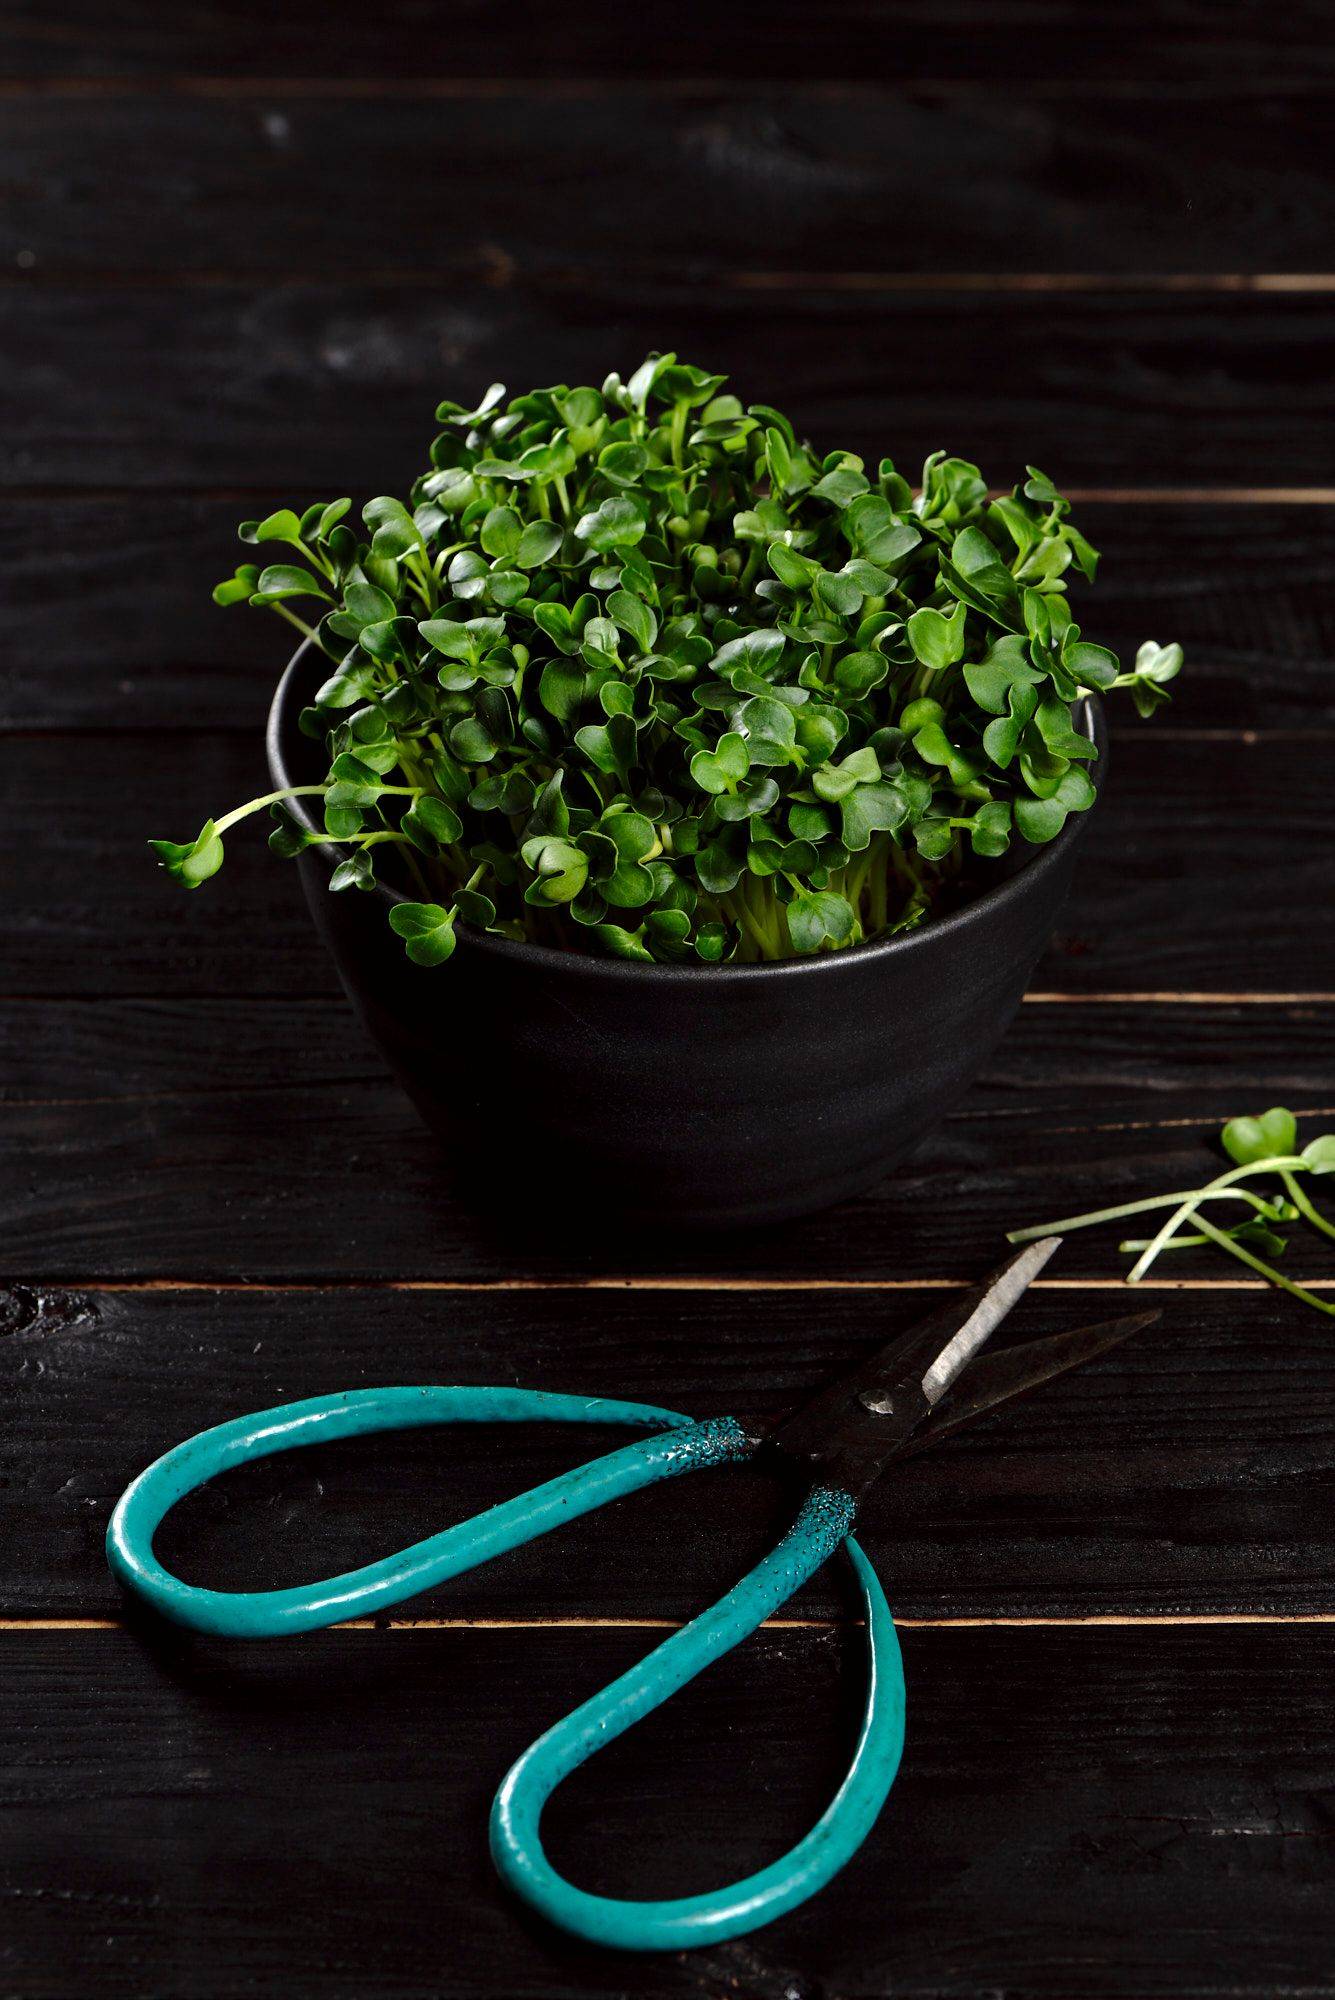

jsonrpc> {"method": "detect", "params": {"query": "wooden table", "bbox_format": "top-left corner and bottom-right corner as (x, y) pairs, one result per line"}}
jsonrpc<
(5, 5), (1335, 1993)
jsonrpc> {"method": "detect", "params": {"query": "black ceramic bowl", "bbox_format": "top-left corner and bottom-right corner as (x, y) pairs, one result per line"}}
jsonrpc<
(269, 644), (1103, 1228)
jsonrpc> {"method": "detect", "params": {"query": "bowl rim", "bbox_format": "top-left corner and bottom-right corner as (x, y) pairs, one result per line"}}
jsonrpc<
(268, 639), (1105, 987)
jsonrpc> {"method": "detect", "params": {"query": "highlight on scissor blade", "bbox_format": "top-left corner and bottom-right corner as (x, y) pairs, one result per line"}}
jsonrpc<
(918, 1234), (1063, 1405)
(764, 1236), (1064, 1505)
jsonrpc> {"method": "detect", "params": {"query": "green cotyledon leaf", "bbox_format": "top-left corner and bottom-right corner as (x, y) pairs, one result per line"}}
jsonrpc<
(787, 890), (855, 953)
(1223, 1108), (1299, 1166)
(166, 353), (1184, 967)
(388, 901), (457, 966)
(148, 820), (224, 888)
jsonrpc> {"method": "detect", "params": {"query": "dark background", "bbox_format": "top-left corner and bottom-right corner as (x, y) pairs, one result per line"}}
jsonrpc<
(5, 4), (1335, 1996)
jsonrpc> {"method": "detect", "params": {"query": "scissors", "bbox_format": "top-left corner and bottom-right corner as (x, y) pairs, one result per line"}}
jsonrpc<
(106, 1238), (1156, 1953)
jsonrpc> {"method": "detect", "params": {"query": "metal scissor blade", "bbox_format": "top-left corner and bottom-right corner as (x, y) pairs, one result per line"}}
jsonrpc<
(766, 1237), (1063, 1503)
(901, 1307), (1161, 1456)
(918, 1236), (1064, 1405)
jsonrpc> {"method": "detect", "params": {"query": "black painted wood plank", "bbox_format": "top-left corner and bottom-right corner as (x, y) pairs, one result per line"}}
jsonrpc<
(7, 286), (1335, 491)
(5, 1623), (1335, 1998)
(10, 498), (1333, 732)
(10, 92), (1335, 281)
(4, 0), (1334, 86)
(5, 730), (1330, 997)
(6, 13), (1328, 1995)
(4, 997), (1335, 1283)
(9, 1278), (1335, 1620)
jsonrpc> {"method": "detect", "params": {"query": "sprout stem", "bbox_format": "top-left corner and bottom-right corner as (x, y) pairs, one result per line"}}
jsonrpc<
(1119, 1231), (1224, 1253)
(727, 890), (771, 958)
(1125, 1157), (1308, 1283)
(1118, 1225), (1284, 1255)
(1006, 1176), (1301, 1245)
(269, 604), (316, 641)
(1280, 1169), (1335, 1244)
(1192, 1214), (1335, 1317)
(669, 400), (688, 469)
(214, 786), (328, 835)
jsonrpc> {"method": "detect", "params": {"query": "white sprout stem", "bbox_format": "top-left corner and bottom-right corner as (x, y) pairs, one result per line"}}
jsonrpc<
(1006, 1177), (1299, 1245)
(213, 786), (328, 835)
(1119, 1231), (1249, 1253)
(1125, 1157), (1308, 1284)
(1193, 1214), (1335, 1318)
(1280, 1169), (1335, 1245)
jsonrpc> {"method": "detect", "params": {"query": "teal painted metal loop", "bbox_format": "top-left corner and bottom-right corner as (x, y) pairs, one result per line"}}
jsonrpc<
(490, 1505), (905, 1951)
(106, 1385), (747, 1637)
(106, 1386), (908, 1950)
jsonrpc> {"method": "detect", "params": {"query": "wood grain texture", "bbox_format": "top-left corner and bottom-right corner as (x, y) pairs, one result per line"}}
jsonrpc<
(4, 997), (1334, 1282)
(6, 12), (1335, 1992)
(8, 1279), (1335, 1621)
(6, 1622), (1335, 1998)
(9, 498), (1334, 732)
(7, 285), (1335, 491)
(4, 0), (1334, 87)
(6, 730), (1330, 998)
(9, 92), (1335, 280)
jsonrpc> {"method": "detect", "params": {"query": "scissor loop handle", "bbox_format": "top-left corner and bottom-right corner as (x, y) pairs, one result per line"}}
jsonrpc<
(106, 1385), (750, 1638)
(492, 1500), (904, 1951)
(107, 1385), (909, 1951)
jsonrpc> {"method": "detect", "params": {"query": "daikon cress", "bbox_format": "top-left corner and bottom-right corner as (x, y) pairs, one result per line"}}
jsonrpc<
(153, 355), (1183, 1225)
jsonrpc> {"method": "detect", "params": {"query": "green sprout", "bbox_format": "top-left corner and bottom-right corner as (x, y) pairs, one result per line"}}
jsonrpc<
(1008, 1108), (1335, 1317)
(152, 355), (1184, 968)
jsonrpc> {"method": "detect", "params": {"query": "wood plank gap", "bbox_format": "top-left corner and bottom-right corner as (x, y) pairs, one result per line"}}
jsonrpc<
(1109, 729), (1335, 744)
(1064, 488), (1335, 505)
(13, 268), (1335, 298)
(732, 272), (1335, 295)
(978, 1105), (1335, 1137)
(10, 1093), (1334, 1130)
(6, 1612), (1335, 1634)
(5, 484), (1333, 506)
(1024, 991), (1335, 1003)
(7, 76), (1335, 102)
(29, 1276), (1335, 1295)
(374, 1613), (1335, 1631)
(0, 990), (1328, 1009)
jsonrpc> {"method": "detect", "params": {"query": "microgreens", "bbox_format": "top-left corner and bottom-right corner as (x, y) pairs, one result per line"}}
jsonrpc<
(1008, 1108), (1335, 1316)
(151, 355), (1184, 968)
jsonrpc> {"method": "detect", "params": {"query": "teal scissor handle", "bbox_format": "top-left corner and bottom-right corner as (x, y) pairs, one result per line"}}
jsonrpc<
(106, 1385), (906, 1951)
(491, 1502), (903, 1951)
(106, 1385), (730, 1637)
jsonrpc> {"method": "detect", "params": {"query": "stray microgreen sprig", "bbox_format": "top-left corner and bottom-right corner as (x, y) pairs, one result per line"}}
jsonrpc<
(151, 355), (1184, 970)
(1008, 1108), (1335, 1317)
